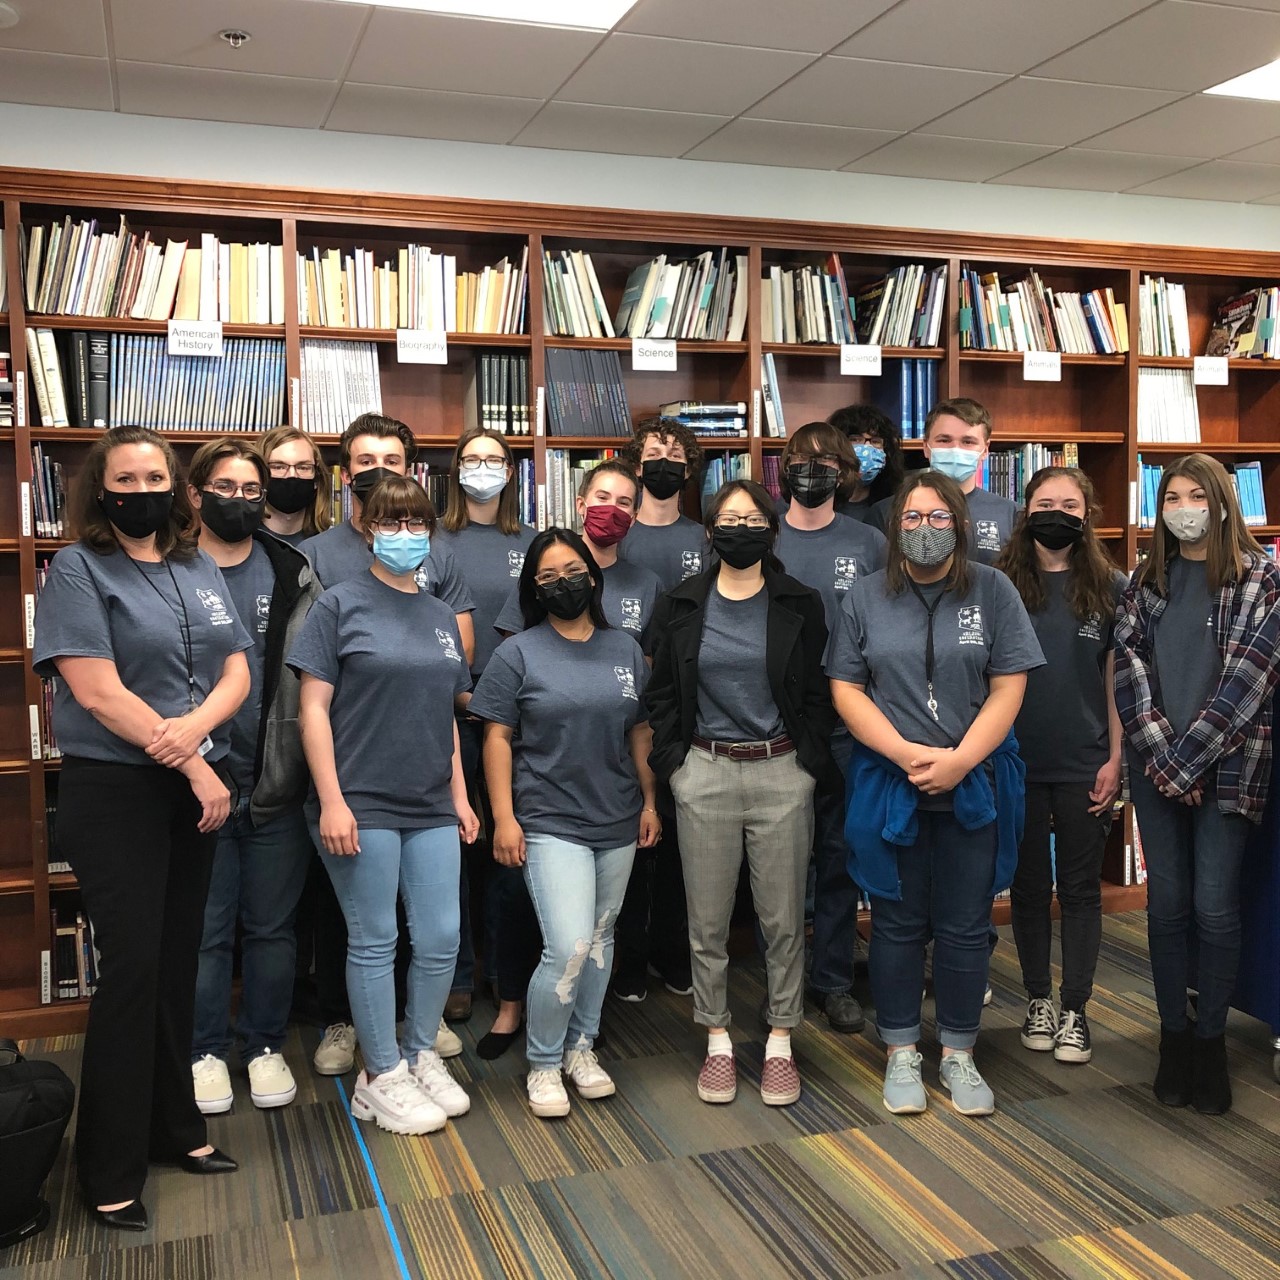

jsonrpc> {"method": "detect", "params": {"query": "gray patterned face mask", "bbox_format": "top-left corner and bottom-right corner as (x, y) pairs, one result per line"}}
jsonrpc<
(1162, 506), (1214, 543)
(899, 524), (956, 567)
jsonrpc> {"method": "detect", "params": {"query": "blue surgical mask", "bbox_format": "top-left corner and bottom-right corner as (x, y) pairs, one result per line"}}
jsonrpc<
(929, 446), (981, 483)
(853, 443), (886, 485)
(372, 530), (430, 576)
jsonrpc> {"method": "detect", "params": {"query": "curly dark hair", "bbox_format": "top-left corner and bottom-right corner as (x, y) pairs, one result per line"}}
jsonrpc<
(827, 403), (905, 505)
(624, 415), (704, 480)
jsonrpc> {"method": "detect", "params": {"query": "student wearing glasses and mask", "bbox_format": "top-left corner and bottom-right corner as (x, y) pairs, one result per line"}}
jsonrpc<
(828, 471), (1043, 1119)
(827, 403), (906, 524)
(258, 426), (332, 547)
(470, 528), (658, 1119)
(291, 475), (479, 1136)
(648, 480), (838, 1109)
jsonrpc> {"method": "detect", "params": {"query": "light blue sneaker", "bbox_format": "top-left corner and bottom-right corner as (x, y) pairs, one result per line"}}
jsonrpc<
(882, 1048), (927, 1114)
(939, 1051), (995, 1116)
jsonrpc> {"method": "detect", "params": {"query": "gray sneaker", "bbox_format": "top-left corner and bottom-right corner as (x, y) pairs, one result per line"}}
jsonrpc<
(939, 1051), (995, 1116)
(882, 1048), (927, 1115)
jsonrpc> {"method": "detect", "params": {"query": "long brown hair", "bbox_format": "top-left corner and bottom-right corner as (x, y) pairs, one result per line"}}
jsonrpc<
(1136, 453), (1263, 594)
(259, 425), (331, 537)
(884, 470), (971, 597)
(72, 426), (198, 559)
(998, 467), (1118, 621)
(442, 427), (521, 535)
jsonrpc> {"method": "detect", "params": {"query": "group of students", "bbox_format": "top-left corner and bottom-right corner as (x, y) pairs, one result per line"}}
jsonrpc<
(32, 394), (1280, 1230)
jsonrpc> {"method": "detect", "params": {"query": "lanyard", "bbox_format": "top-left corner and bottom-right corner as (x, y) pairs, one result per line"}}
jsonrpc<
(131, 556), (197, 709)
(906, 577), (944, 723)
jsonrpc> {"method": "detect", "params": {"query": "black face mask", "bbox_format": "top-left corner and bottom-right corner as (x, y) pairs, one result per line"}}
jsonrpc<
(98, 488), (173, 539)
(641, 459), (686, 501)
(1027, 510), (1085, 551)
(535, 572), (594, 621)
(785, 460), (840, 509)
(200, 493), (265, 544)
(712, 526), (772, 570)
(267, 475), (317, 514)
(350, 466), (398, 502)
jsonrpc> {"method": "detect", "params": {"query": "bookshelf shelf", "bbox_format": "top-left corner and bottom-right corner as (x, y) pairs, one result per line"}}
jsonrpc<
(760, 343), (944, 360)
(1137, 355), (1280, 372)
(959, 350), (1127, 366)
(48, 872), (77, 891)
(545, 436), (635, 448)
(1096, 528), (1125, 539)
(0, 647), (24, 664)
(899, 431), (1125, 448)
(544, 336), (748, 355)
(0, 760), (30, 775)
(1135, 440), (1280, 454)
(0, 874), (34, 897)
(28, 314), (285, 339)
(298, 326), (530, 347)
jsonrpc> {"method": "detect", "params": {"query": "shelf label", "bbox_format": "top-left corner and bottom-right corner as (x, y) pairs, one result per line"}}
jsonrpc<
(1193, 355), (1228, 386)
(396, 329), (448, 364)
(536, 482), (547, 531)
(840, 344), (882, 377)
(752, 388), (761, 438)
(15, 371), (25, 428)
(631, 338), (677, 371)
(20, 482), (30, 539)
(28, 705), (40, 761)
(24, 594), (35, 650)
(1023, 351), (1061, 382)
(1128, 480), (1137, 528)
(290, 376), (300, 425)
(168, 319), (223, 358)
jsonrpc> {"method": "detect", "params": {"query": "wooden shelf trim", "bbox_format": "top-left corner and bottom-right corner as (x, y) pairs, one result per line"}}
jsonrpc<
(298, 326), (529, 346)
(1134, 440), (1280, 454)
(760, 343), (944, 360)
(959, 350), (1127, 366)
(1138, 355), (1280, 372)
(25, 314), (284, 338)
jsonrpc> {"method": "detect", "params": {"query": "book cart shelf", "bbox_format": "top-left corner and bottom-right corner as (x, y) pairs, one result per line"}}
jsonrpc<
(6, 164), (1280, 1035)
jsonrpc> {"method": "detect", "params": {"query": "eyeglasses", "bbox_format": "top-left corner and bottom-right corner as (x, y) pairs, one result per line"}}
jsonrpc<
(269, 461), (317, 479)
(370, 517), (429, 535)
(714, 514), (770, 530)
(899, 510), (955, 531)
(534, 565), (588, 587)
(205, 481), (264, 502)
(459, 456), (508, 472)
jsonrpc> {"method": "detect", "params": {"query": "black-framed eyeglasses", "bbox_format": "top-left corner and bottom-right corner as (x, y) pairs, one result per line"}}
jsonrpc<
(269, 461), (317, 479)
(459, 456), (509, 472)
(371, 517), (429, 535)
(205, 480), (265, 502)
(714, 514), (770, 530)
(900, 510), (955, 531)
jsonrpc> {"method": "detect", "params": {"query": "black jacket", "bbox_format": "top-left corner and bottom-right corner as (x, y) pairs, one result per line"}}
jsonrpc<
(646, 564), (840, 793)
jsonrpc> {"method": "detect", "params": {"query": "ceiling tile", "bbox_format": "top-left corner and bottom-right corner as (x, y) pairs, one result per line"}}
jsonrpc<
(110, 0), (366, 80)
(685, 118), (898, 169)
(0, 0), (108, 58)
(116, 62), (335, 129)
(1031, 1), (1280, 92)
(926, 77), (1181, 146)
(512, 102), (727, 158)
(987, 147), (1203, 191)
(327, 84), (541, 144)
(746, 57), (1007, 132)
(842, 135), (1059, 182)
(833, 0), (1152, 74)
(617, 0), (896, 54)
(554, 34), (812, 116)
(348, 10), (600, 99)
(1127, 158), (1280, 200)
(1190, 0), (1280, 9)
(1079, 94), (1280, 157)
(1225, 135), (1280, 163)
(0, 49), (113, 110)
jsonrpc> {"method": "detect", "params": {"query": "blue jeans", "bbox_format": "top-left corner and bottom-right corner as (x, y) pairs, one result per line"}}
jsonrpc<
(811, 732), (858, 994)
(522, 833), (636, 1070)
(870, 810), (997, 1051)
(319, 824), (461, 1077)
(193, 804), (312, 1062)
(1129, 762), (1249, 1038)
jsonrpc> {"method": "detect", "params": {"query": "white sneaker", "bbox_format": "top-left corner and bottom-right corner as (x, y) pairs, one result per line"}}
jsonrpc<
(411, 1049), (471, 1117)
(248, 1050), (297, 1109)
(563, 1044), (615, 1100)
(192, 1055), (233, 1115)
(351, 1060), (446, 1135)
(436, 1018), (463, 1059)
(313, 1023), (356, 1075)
(526, 1067), (571, 1118)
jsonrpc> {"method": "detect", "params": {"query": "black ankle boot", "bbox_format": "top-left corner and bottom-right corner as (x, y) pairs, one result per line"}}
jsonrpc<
(1153, 1026), (1194, 1106)
(1192, 1033), (1232, 1115)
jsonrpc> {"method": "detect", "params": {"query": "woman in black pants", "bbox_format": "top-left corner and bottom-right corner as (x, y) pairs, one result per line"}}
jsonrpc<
(34, 427), (252, 1229)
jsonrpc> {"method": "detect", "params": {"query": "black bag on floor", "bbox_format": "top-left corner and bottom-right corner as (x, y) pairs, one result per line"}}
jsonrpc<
(0, 1038), (75, 1250)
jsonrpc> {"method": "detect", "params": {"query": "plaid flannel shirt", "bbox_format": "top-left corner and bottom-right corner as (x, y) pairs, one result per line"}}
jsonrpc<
(1114, 553), (1280, 823)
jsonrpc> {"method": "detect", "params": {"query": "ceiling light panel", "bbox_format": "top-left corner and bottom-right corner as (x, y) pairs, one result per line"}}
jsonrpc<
(323, 0), (637, 30)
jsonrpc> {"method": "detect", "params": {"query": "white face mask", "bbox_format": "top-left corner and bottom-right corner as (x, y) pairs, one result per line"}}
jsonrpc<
(1162, 506), (1214, 543)
(458, 469), (508, 503)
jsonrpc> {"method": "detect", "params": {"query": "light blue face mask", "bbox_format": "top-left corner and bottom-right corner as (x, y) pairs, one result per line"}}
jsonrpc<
(853, 443), (886, 484)
(928, 446), (981, 483)
(372, 530), (430, 576)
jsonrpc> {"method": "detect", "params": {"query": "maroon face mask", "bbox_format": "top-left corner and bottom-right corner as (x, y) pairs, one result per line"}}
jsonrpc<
(582, 503), (633, 547)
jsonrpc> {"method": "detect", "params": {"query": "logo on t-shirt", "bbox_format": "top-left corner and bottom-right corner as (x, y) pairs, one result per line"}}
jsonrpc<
(507, 550), (525, 577)
(414, 564), (431, 591)
(435, 628), (462, 663)
(973, 519), (1001, 551)
(254, 593), (271, 634)
(619, 598), (643, 632)
(614, 665), (638, 701)
(1077, 612), (1103, 642)
(834, 557), (859, 592)
(680, 550), (702, 578)
(958, 604), (984, 646)
(195, 588), (233, 626)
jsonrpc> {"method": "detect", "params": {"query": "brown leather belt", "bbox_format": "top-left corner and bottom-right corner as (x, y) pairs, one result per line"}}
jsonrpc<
(691, 734), (795, 762)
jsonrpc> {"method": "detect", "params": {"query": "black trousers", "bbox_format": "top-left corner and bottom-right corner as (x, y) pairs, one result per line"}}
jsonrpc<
(492, 863), (542, 1003)
(614, 819), (690, 977)
(58, 758), (217, 1204)
(1009, 779), (1110, 1011)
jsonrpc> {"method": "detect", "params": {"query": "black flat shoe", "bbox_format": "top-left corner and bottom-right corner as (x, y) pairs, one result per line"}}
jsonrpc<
(87, 1199), (148, 1231)
(476, 1025), (524, 1060)
(175, 1147), (239, 1175)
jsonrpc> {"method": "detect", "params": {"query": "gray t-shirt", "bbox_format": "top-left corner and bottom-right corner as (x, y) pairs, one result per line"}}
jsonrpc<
(695, 585), (784, 742)
(869, 486), (1017, 566)
(1154, 556), (1222, 738)
(1016, 569), (1127, 783)
(34, 543), (254, 766)
(266, 528), (308, 549)
(287, 572), (471, 829)
(775, 512), (888, 630)
(299, 519), (474, 614)
(435, 523), (536, 674)
(220, 541), (277, 793)
(825, 562), (1045, 750)
(469, 622), (648, 847)
(617, 516), (707, 592)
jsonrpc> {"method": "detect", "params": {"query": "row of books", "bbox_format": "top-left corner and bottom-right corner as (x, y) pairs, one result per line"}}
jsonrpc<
(659, 399), (747, 438)
(760, 257), (856, 345)
(959, 265), (1129, 355)
(1205, 288), (1280, 359)
(21, 218), (286, 324)
(299, 339), (383, 437)
(24, 328), (108, 428)
(1138, 275), (1192, 358)
(45, 907), (97, 1003)
(853, 263), (947, 349)
(541, 449), (623, 529)
(760, 353), (787, 437)
(871, 358), (939, 440)
(296, 245), (528, 334)
(475, 353), (531, 435)
(0, 349), (12, 429)
(543, 348), (632, 437)
(542, 249), (616, 338)
(614, 250), (749, 341)
(31, 445), (67, 538)
(976, 443), (1081, 507)
(1136, 454), (1268, 527)
(0, 228), (7, 312)
(1127, 810), (1149, 887)
(39, 676), (60, 759)
(700, 450), (753, 502)
(759, 453), (782, 501)
(1137, 368), (1200, 442)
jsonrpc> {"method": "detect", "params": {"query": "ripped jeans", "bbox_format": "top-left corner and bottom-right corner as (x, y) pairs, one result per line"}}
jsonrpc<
(522, 833), (637, 1069)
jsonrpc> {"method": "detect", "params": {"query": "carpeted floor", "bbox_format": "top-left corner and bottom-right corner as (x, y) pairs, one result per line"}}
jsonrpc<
(5, 912), (1280, 1280)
